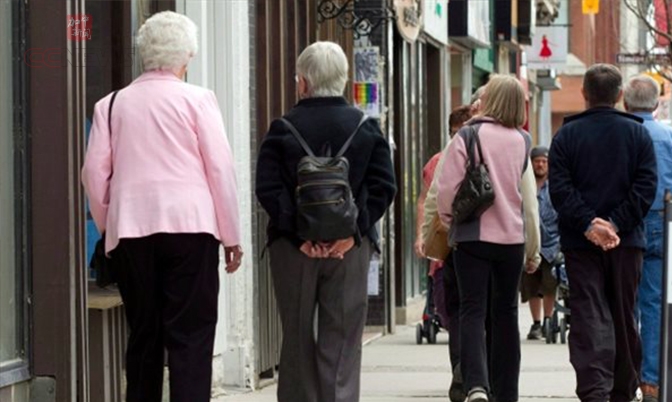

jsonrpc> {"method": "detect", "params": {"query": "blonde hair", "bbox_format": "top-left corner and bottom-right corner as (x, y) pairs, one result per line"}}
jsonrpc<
(480, 75), (526, 128)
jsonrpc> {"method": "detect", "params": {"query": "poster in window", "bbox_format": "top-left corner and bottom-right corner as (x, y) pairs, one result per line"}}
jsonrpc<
(354, 47), (381, 118)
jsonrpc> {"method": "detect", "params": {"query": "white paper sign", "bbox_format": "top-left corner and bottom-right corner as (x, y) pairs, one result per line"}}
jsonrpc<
(368, 257), (380, 296)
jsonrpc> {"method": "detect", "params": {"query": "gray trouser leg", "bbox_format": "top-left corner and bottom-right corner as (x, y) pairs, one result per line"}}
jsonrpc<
(269, 238), (371, 402)
(270, 238), (320, 402)
(317, 241), (371, 402)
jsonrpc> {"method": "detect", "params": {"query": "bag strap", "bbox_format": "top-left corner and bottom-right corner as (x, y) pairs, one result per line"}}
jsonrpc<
(472, 126), (486, 167)
(108, 90), (119, 135)
(517, 128), (531, 173)
(463, 124), (481, 169)
(280, 117), (316, 158)
(335, 114), (369, 158)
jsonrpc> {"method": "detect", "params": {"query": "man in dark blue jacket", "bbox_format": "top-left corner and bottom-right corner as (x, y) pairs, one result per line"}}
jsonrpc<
(549, 63), (657, 402)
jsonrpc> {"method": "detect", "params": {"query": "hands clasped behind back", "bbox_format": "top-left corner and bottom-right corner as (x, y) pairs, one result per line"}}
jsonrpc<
(585, 217), (621, 251)
(300, 237), (356, 260)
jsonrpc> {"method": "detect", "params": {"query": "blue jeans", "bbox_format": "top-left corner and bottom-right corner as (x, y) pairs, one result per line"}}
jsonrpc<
(638, 211), (664, 386)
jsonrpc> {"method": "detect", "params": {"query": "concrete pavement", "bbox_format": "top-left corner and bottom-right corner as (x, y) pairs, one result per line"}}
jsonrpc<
(213, 303), (579, 401)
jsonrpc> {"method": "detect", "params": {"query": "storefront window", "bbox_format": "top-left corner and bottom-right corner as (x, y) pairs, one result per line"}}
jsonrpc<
(0, 0), (28, 382)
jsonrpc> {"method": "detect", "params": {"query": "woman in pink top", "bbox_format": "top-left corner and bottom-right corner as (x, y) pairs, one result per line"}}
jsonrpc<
(436, 75), (540, 402)
(81, 12), (242, 402)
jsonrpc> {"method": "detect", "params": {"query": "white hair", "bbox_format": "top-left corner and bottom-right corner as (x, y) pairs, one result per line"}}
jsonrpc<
(296, 41), (349, 97)
(136, 11), (198, 72)
(624, 75), (660, 112)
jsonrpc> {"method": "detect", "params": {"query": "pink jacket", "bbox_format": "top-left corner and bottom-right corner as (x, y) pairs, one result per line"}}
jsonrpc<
(436, 117), (533, 246)
(82, 70), (240, 253)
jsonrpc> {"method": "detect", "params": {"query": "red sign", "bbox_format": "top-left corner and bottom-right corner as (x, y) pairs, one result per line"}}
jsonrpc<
(654, 0), (671, 46)
(67, 14), (92, 41)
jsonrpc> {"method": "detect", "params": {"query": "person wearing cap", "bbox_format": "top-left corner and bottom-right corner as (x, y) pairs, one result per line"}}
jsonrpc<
(520, 146), (561, 340)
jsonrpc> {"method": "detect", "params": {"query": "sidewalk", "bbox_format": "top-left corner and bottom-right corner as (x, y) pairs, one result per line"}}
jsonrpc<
(213, 304), (578, 401)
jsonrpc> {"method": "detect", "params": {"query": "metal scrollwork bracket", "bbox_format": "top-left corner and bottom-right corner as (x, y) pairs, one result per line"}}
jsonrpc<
(317, 0), (396, 39)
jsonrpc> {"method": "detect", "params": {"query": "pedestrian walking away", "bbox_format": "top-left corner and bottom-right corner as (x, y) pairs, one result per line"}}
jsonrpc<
(255, 41), (397, 402)
(623, 74), (672, 402)
(436, 74), (541, 402)
(417, 104), (473, 401)
(81, 11), (243, 402)
(549, 63), (657, 402)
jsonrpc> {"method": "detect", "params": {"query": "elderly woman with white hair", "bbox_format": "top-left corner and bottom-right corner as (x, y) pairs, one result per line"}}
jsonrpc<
(82, 11), (242, 402)
(255, 41), (396, 402)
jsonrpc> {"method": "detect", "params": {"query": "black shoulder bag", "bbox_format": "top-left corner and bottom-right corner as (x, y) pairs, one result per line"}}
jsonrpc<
(452, 126), (495, 224)
(90, 90), (119, 288)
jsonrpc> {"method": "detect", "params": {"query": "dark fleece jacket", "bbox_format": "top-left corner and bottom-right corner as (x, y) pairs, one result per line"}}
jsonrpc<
(549, 106), (657, 250)
(255, 96), (397, 250)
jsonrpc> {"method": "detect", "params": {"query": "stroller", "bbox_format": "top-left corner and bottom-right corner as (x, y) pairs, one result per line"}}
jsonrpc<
(544, 258), (570, 344)
(416, 263), (446, 344)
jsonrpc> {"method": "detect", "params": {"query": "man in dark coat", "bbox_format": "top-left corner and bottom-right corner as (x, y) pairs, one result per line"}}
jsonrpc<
(549, 63), (657, 402)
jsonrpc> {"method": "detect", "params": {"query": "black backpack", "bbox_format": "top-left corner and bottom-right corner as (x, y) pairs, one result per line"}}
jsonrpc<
(280, 115), (368, 242)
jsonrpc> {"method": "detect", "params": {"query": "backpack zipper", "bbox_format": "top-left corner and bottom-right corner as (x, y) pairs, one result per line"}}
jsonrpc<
(296, 179), (348, 192)
(301, 198), (345, 207)
(299, 166), (346, 174)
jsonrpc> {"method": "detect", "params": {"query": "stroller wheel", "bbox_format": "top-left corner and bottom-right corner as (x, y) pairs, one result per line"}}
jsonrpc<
(428, 322), (437, 344)
(560, 318), (568, 344)
(416, 323), (423, 345)
(544, 319), (552, 344)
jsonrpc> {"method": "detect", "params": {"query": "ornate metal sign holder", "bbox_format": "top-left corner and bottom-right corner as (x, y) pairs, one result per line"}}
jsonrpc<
(317, 0), (397, 39)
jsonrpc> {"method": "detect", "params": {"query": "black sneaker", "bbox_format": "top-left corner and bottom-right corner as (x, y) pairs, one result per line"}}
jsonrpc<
(450, 363), (466, 402)
(527, 323), (542, 340)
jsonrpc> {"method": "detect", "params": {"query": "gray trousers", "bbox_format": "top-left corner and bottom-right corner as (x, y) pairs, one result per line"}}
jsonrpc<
(269, 238), (372, 402)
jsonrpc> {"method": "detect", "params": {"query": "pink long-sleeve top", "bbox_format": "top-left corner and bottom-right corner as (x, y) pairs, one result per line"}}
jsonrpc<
(82, 70), (240, 253)
(436, 117), (532, 245)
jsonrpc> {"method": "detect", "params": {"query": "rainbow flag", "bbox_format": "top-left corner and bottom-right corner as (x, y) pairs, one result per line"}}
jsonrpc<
(354, 82), (378, 106)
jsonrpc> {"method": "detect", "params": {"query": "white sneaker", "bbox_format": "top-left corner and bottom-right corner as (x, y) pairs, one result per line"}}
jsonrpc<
(467, 387), (488, 402)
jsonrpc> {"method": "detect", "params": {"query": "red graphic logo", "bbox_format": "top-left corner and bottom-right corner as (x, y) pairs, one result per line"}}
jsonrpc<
(67, 14), (92, 41)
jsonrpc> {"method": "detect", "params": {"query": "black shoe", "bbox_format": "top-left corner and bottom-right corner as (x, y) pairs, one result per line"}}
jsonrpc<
(450, 364), (466, 402)
(527, 323), (542, 340)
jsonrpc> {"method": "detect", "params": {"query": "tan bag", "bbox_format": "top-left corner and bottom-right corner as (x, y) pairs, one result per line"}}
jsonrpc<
(424, 214), (450, 262)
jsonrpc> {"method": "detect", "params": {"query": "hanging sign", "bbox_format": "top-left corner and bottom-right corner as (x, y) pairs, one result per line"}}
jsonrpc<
(394, 0), (423, 43)
(582, 0), (599, 14)
(422, 0), (448, 44)
(526, 26), (568, 68)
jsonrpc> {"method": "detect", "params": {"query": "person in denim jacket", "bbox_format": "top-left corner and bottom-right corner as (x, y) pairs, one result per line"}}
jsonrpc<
(623, 74), (672, 402)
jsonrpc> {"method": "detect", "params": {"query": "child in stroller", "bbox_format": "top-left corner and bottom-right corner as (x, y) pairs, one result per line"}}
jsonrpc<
(544, 258), (570, 344)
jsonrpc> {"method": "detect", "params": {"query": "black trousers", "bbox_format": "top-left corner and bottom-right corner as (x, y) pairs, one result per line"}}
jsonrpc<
(112, 233), (220, 402)
(454, 241), (524, 402)
(564, 247), (643, 402)
(443, 252), (461, 371)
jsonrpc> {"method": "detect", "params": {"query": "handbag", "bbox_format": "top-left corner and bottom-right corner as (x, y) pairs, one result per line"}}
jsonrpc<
(451, 125), (495, 225)
(89, 90), (119, 288)
(424, 214), (450, 261)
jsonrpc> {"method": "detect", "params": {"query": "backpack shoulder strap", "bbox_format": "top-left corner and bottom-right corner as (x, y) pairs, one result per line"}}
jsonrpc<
(516, 128), (532, 173)
(335, 114), (369, 158)
(280, 117), (315, 157)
